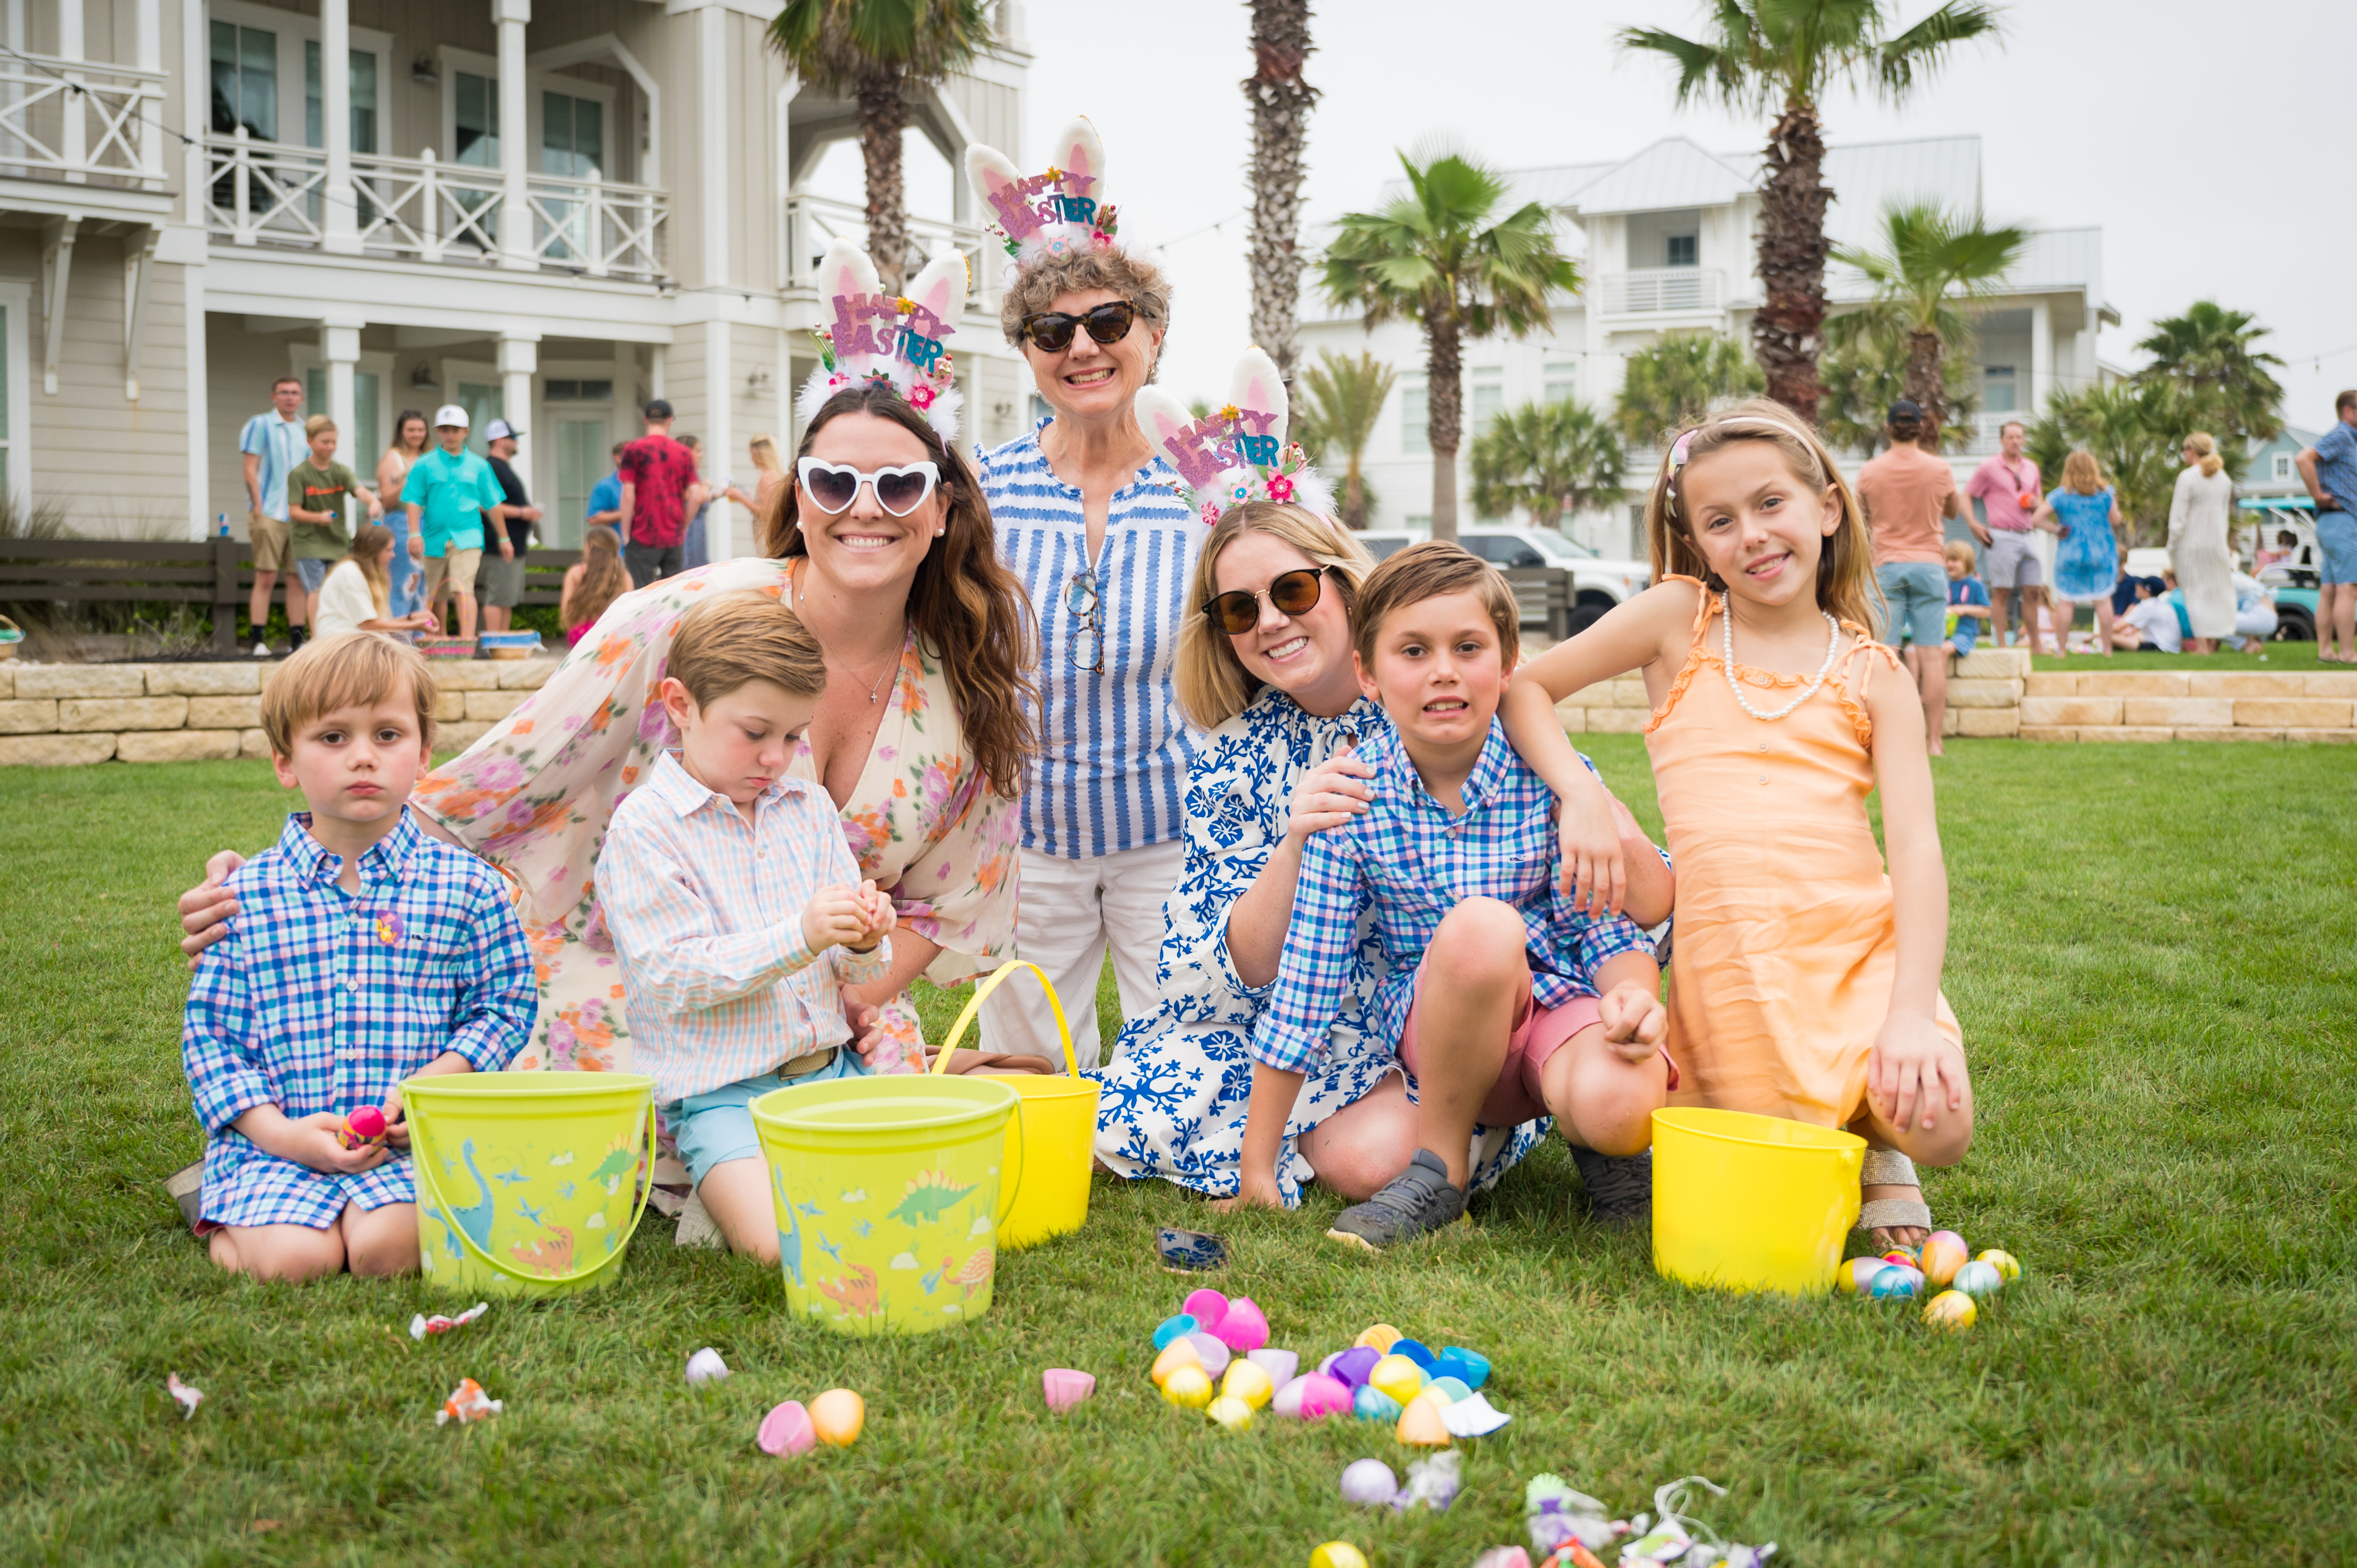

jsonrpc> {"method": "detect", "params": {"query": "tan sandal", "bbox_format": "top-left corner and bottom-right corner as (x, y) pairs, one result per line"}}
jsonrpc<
(1857, 1147), (1933, 1249)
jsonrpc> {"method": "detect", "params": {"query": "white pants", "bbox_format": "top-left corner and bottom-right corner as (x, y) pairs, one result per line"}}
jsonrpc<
(978, 839), (1184, 1071)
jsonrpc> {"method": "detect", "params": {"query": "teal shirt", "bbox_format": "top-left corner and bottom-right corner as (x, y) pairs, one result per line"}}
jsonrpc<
(400, 447), (503, 557)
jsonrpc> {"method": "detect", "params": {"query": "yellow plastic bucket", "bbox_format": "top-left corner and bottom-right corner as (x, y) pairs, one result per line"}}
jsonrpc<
(751, 1074), (1019, 1336)
(407, 1071), (657, 1297)
(932, 960), (1098, 1250)
(1651, 1107), (1866, 1296)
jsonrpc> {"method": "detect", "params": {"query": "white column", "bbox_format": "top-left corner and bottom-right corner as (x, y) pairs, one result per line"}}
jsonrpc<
(323, 320), (361, 527)
(699, 5), (726, 288)
(320, 0), (357, 252)
(703, 320), (733, 560)
(134, 0), (161, 184)
(498, 333), (538, 490)
(649, 343), (666, 402)
(2028, 297), (2053, 421)
(57, 0), (84, 183)
(495, 0), (532, 269)
(180, 0), (206, 223)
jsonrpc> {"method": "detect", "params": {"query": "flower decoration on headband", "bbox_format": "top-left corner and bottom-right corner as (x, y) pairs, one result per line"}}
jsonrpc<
(965, 118), (1121, 274)
(1663, 426), (1701, 513)
(1135, 346), (1338, 526)
(796, 237), (966, 442)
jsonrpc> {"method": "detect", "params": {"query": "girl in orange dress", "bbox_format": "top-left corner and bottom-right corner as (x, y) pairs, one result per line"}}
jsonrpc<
(1503, 400), (1970, 1247)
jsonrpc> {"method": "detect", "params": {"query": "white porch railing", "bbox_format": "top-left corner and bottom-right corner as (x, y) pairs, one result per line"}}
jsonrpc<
(1599, 267), (1723, 316)
(204, 131), (670, 283)
(1959, 410), (2024, 456)
(0, 54), (167, 187)
(783, 193), (994, 307)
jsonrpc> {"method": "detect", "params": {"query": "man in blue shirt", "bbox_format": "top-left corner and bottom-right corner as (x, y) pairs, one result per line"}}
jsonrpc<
(239, 376), (311, 655)
(2295, 389), (2357, 662)
(586, 441), (626, 540)
(399, 406), (507, 642)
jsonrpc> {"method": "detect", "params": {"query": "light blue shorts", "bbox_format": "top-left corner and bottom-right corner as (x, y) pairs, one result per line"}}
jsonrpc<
(2317, 511), (2357, 586)
(665, 1051), (870, 1185)
(1878, 562), (1949, 648)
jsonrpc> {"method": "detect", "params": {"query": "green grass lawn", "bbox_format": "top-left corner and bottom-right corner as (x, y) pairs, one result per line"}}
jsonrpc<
(4, 738), (2353, 1566)
(2025, 642), (2340, 673)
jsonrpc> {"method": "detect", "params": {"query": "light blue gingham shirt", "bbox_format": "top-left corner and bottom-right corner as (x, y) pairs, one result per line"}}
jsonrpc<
(979, 418), (1200, 859)
(182, 810), (536, 1229)
(595, 751), (892, 1105)
(1252, 718), (1659, 1075)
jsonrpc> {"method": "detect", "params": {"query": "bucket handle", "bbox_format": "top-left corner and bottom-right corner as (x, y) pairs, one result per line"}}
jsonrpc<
(931, 959), (1079, 1228)
(409, 1093), (659, 1288)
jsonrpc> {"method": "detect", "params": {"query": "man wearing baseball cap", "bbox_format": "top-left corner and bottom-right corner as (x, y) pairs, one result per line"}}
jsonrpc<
(480, 418), (542, 633)
(398, 404), (507, 641)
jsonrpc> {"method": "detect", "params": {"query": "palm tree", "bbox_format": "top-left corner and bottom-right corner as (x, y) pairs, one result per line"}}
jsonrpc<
(1612, 331), (1765, 450)
(768, 0), (995, 294)
(1471, 400), (1625, 534)
(1245, 0), (1318, 389)
(1321, 148), (1578, 542)
(1293, 350), (1396, 530)
(1830, 201), (2024, 446)
(2134, 301), (2286, 447)
(1819, 316), (1977, 457)
(2027, 380), (2216, 547)
(1620, 1), (2004, 424)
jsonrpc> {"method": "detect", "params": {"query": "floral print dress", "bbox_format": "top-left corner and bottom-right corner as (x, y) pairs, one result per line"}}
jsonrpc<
(411, 558), (1019, 1076)
(1091, 687), (1546, 1206)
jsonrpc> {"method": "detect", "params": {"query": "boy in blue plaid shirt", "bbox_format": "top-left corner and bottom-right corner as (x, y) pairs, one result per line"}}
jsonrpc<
(1251, 544), (1675, 1250)
(182, 633), (535, 1281)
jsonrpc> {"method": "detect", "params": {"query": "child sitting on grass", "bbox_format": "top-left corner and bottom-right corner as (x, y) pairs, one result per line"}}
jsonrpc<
(595, 590), (897, 1261)
(1501, 400), (1972, 1251)
(1942, 540), (1992, 659)
(1251, 543), (1675, 1251)
(182, 632), (536, 1282)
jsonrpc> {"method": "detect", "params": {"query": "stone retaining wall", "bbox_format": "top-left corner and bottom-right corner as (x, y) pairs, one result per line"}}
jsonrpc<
(2019, 669), (2357, 743)
(1556, 647), (2034, 739)
(0, 658), (558, 765)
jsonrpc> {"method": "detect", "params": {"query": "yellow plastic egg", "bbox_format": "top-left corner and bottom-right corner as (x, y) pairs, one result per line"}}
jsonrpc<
(1221, 1358), (1275, 1410)
(809, 1388), (865, 1447)
(1310, 1544), (1369, 1568)
(1151, 1338), (1204, 1388)
(1923, 1289), (1977, 1331)
(1161, 1365), (1214, 1410)
(1205, 1393), (1256, 1432)
(1976, 1248), (2022, 1282)
(1354, 1323), (1402, 1354)
(1367, 1353), (1425, 1406)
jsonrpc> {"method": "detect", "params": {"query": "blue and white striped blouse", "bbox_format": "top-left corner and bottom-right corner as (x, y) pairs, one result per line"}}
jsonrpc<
(980, 418), (1201, 859)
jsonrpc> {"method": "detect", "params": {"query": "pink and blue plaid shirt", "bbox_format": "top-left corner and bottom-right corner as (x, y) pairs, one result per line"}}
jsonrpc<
(596, 751), (892, 1105)
(181, 809), (536, 1230)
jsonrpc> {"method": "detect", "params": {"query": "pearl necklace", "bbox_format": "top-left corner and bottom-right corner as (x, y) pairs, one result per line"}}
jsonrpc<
(1721, 603), (1841, 722)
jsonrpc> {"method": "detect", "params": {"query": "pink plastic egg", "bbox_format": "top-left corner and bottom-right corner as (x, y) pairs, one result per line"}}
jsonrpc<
(756, 1400), (814, 1456)
(1180, 1288), (1229, 1334)
(1215, 1296), (1270, 1353)
(1296, 1373), (1353, 1421)
(1271, 1375), (1310, 1419)
(1042, 1368), (1095, 1412)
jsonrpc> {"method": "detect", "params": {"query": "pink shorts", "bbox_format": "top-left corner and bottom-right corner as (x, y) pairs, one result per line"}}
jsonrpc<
(1397, 963), (1676, 1127)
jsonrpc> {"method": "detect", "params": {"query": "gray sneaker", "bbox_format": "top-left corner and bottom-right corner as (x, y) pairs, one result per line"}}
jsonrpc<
(1571, 1145), (1653, 1226)
(1325, 1149), (1466, 1252)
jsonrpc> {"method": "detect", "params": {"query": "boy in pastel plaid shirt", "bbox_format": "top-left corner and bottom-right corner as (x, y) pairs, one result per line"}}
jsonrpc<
(596, 591), (895, 1260)
(182, 632), (535, 1282)
(1252, 544), (1675, 1251)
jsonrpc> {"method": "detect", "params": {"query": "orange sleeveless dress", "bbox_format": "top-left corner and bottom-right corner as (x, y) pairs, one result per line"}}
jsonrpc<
(1643, 579), (1962, 1129)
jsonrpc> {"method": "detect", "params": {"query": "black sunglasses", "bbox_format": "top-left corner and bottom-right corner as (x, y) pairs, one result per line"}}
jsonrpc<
(1019, 300), (1137, 353)
(1202, 567), (1328, 635)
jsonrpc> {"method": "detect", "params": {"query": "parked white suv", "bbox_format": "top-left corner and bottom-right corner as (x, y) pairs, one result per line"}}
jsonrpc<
(1356, 527), (1651, 634)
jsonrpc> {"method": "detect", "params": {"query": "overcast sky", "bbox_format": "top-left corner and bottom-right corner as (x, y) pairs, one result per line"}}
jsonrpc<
(981, 0), (2357, 432)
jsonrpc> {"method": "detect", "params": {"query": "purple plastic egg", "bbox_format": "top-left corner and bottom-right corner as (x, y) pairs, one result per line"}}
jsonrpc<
(1328, 1346), (1381, 1389)
(1180, 1288), (1229, 1334)
(1215, 1296), (1271, 1353)
(1182, 1331), (1231, 1377)
(1246, 1348), (1297, 1388)
(1339, 1458), (1399, 1506)
(1271, 1375), (1310, 1420)
(1296, 1373), (1353, 1421)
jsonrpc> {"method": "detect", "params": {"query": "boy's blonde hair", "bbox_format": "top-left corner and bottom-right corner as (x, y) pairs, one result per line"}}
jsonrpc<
(303, 414), (336, 439)
(667, 589), (826, 707)
(1944, 539), (1977, 571)
(1175, 501), (1378, 730)
(1351, 541), (1520, 673)
(1642, 398), (1879, 632)
(261, 630), (435, 756)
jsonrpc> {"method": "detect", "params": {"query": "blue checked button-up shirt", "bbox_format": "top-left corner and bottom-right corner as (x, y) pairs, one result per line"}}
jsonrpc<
(2315, 419), (2357, 516)
(981, 418), (1200, 859)
(181, 810), (536, 1230)
(1252, 718), (1658, 1075)
(595, 751), (892, 1105)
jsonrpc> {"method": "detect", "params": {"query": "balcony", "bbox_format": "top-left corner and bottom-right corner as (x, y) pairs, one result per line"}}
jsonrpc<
(0, 53), (167, 189)
(202, 130), (670, 283)
(783, 193), (996, 309)
(1958, 410), (2023, 456)
(1599, 267), (1723, 316)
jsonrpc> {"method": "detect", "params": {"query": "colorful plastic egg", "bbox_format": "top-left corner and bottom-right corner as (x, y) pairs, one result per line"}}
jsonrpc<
(1423, 1376), (1470, 1406)
(1395, 1393), (1452, 1447)
(1246, 1348), (1297, 1389)
(1950, 1259), (2004, 1298)
(1151, 1339), (1204, 1387)
(756, 1400), (815, 1456)
(1152, 1313), (1198, 1350)
(1430, 1347), (1490, 1390)
(1205, 1393), (1256, 1431)
(1839, 1256), (1888, 1295)
(1042, 1369), (1095, 1412)
(1368, 1354), (1425, 1406)
(1339, 1458), (1399, 1506)
(1976, 1249), (2022, 1281)
(1296, 1373), (1353, 1421)
(1271, 1376), (1310, 1420)
(1354, 1323), (1402, 1353)
(1388, 1338), (1435, 1369)
(1222, 1359), (1276, 1410)
(1310, 1544), (1369, 1568)
(1182, 1331), (1232, 1378)
(1161, 1365), (1214, 1410)
(1326, 1346), (1381, 1389)
(1869, 1264), (1924, 1301)
(1922, 1289), (1977, 1331)
(1919, 1231), (1969, 1287)
(1215, 1296), (1271, 1353)
(810, 1388), (864, 1447)
(1351, 1384), (1402, 1421)
(1880, 1247), (1919, 1268)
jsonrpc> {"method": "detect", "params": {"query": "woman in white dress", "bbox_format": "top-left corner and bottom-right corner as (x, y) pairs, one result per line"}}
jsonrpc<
(310, 523), (437, 640)
(2169, 432), (2238, 653)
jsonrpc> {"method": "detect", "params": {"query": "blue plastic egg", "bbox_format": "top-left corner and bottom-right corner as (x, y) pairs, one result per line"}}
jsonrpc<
(1351, 1384), (1403, 1421)
(1152, 1314), (1198, 1351)
(1950, 1259), (2004, 1298)
(1869, 1264), (1924, 1301)
(1430, 1348), (1490, 1390)
(1388, 1339), (1435, 1369)
(1424, 1376), (1472, 1405)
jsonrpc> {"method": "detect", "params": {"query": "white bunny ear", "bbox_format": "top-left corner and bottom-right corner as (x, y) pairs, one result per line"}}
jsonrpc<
(964, 143), (1032, 235)
(815, 236), (882, 310)
(904, 249), (968, 336)
(1228, 347), (1289, 446)
(1135, 387), (1216, 490)
(1051, 117), (1107, 204)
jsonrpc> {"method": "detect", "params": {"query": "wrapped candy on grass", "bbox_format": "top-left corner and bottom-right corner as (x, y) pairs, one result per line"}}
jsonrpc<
(1524, 1474), (1627, 1555)
(1473, 1551), (1534, 1568)
(1395, 1450), (1461, 1512)
(1439, 1392), (1512, 1438)
(1625, 1474), (1776, 1568)
(436, 1378), (502, 1425)
(166, 1373), (203, 1420)
(1339, 1458), (1398, 1506)
(337, 1104), (388, 1150)
(685, 1348), (729, 1386)
(1042, 1369), (1096, 1412)
(411, 1301), (489, 1340)
(757, 1400), (816, 1456)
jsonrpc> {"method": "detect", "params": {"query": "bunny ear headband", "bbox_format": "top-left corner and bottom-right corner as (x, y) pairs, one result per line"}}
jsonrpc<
(796, 237), (968, 443)
(1135, 346), (1337, 527)
(963, 116), (1120, 271)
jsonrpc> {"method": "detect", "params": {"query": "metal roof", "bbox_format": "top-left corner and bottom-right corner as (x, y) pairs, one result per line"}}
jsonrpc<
(1556, 137), (1754, 216)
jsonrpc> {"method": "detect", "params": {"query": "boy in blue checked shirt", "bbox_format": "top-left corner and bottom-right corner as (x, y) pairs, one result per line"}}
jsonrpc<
(183, 633), (535, 1281)
(596, 591), (896, 1261)
(1251, 544), (1676, 1250)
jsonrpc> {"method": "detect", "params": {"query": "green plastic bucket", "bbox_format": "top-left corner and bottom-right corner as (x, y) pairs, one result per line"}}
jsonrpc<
(407, 1071), (657, 1297)
(751, 1076), (1020, 1336)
